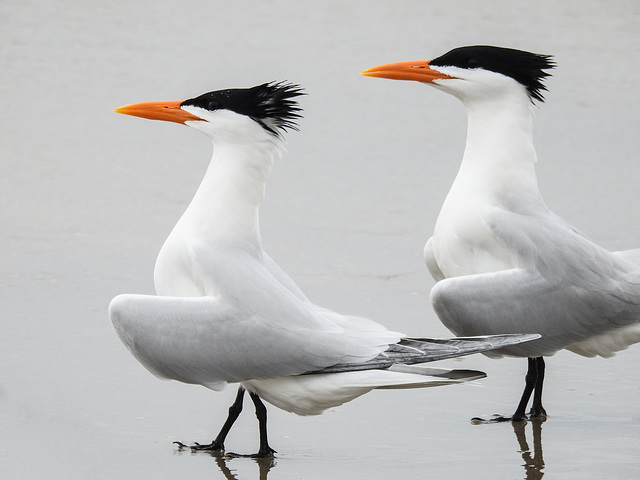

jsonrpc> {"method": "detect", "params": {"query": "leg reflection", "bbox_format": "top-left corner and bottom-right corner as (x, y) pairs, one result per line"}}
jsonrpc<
(512, 418), (545, 480)
(211, 450), (276, 480)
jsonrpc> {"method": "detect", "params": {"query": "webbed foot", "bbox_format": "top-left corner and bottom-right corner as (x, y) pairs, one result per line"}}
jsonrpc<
(174, 440), (224, 452)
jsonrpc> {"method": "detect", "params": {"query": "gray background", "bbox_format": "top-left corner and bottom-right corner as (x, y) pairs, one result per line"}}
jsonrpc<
(2, 1), (639, 478)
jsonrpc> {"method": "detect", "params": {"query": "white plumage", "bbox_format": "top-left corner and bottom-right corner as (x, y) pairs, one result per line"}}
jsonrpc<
(363, 46), (640, 420)
(110, 83), (535, 453)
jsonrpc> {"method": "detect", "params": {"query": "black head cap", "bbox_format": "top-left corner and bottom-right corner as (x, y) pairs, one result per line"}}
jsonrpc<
(181, 82), (305, 137)
(430, 46), (555, 102)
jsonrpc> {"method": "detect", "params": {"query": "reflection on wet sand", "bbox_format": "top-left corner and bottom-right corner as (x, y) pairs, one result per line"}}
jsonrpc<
(175, 419), (545, 480)
(513, 419), (546, 480)
(176, 449), (276, 479)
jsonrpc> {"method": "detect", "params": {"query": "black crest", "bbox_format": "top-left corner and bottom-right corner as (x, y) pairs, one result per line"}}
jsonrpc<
(181, 82), (305, 137)
(430, 46), (555, 102)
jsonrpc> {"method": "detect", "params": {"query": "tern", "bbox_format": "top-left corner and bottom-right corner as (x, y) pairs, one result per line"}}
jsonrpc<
(362, 46), (640, 422)
(109, 81), (538, 455)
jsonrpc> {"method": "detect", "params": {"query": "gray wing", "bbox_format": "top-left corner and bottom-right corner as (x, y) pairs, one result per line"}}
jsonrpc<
(429, 204), (640, 358)
(109, 294), (537, 386)
(109, 294), (396, 389)
(431, 263), (640, 357)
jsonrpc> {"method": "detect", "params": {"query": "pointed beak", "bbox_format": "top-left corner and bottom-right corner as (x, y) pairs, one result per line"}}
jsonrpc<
(361, 60), (453, 83)
(114, 100), (203, 124)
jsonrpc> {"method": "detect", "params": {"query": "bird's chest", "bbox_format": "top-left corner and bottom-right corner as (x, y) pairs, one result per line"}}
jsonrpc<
(153, 230), (214, 297)
(431, 197), (519, 278)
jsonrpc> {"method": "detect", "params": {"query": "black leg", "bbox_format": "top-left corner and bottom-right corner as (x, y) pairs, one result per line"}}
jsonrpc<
(528, 357), (547, 418)
(511, 357), (538, 421)
(472, 356), (547, 424)
(249, 392), (276, 457)
(174, 386), (246, 451)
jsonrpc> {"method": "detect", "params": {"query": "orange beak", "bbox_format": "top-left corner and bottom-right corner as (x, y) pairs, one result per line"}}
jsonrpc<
(361, 60), (453, 83)
(114, 100), (203, 124)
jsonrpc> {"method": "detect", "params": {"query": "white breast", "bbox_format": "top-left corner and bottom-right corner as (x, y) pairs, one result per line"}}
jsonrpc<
(431, 186), (523, 278)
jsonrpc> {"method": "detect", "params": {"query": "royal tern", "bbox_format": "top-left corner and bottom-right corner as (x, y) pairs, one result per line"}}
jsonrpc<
(363, 46), (640, 421)
(109, 81), (537, 455)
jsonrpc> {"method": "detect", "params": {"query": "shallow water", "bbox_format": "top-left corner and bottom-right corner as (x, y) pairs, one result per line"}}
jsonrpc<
(2, 1), (640, 478)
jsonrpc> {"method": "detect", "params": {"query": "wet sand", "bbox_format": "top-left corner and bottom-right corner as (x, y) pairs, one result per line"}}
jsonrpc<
(2, 1), (640, 478)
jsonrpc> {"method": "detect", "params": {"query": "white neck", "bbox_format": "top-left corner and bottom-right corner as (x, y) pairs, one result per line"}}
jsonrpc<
(453, 94), (541, 205)
(179, 138), (281, 246)
(430, 92), (546, 277)
(154, 132), (283, 296)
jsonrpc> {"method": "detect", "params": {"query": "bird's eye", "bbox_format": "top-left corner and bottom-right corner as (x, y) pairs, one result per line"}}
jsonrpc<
(207, 101), (220, 111)
(467, 58), (480, 69)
